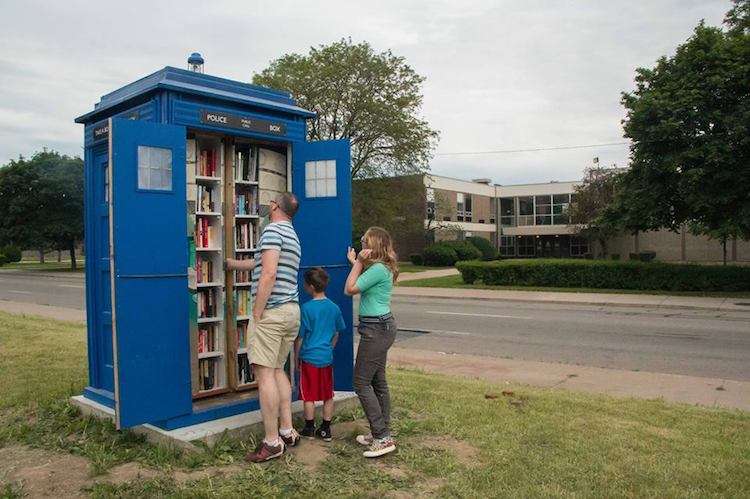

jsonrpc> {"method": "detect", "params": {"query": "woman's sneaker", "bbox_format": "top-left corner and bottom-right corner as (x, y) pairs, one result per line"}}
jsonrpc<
(315, 427), (332, 442)
(356, 434), (373, 446)
(363, 437), (396, 458)
(279, 429), (301, 447)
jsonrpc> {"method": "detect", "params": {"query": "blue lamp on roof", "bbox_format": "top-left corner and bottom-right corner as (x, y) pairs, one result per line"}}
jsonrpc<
(187, 52), (204, 73)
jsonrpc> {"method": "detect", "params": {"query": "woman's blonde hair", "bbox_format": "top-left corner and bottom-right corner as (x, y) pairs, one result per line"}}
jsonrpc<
(362, 226), (399, 283)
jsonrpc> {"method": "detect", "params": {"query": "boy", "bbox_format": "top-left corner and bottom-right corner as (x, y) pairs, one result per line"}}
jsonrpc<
(296, 267), (345, 441)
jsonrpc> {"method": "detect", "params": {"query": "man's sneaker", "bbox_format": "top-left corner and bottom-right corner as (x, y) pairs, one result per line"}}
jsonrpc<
(315, 426), (332, 442)
(279, 429), (301, 447)
(300, 426), (316, 439)
(245, 440), (285, 463)
(356, 434), (373, 446)
(363, 437), (396, 458)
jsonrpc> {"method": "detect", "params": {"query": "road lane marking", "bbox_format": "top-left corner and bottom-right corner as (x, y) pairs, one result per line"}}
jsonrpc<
(425, 311), (532, 320)
(58, 284), (85, 289)
(7, 290), (32, 294)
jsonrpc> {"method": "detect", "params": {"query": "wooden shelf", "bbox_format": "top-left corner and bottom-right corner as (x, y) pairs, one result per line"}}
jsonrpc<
(193, 387), (230, 400)
(196, 247), (222, 252)
(234, 214), (259, 219)
(235, 248), (255, 253)
(197, 317), (223, 324)
(198, 351), (224, 359)
(235, 180), (259, 186)
(196, 212), (222, 217)
(236, 315), (252, 321)
(197, 282), (222, 288)
(234, 281), (252, 287)
(196, 175), (222, 183)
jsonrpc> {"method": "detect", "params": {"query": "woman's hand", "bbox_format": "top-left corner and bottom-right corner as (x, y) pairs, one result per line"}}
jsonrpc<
(358, 249), (372, 261)
(347, 247), (357, 265)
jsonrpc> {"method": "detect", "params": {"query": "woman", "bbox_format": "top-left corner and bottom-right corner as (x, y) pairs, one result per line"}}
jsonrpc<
(344, 226), (399, 458)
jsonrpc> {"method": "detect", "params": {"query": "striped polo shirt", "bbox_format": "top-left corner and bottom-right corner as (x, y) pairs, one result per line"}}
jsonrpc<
(251, 220), (301, 308)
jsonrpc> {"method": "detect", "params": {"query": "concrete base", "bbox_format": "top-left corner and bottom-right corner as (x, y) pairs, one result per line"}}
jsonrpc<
(70, 391), (359, 449)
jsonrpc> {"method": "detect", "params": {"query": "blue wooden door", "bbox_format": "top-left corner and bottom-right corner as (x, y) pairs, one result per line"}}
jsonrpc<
(292, 139), (354, 391)
(109, 117), (192, 428)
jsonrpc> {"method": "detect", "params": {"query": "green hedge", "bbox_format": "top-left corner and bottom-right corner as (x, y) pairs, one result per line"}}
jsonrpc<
(0, 245), (21, 263)
(438, 240), (482, 261)
(423, 244), (458, 266)
(455, 259), (750, 292)
(466, 236), (498, 260)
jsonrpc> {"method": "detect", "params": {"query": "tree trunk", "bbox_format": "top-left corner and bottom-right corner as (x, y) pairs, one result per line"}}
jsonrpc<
(57, 250), (62, 262)
(69, 240), (77, 270)
(722, 237), (727, 266)
(39, 248), (45, 264)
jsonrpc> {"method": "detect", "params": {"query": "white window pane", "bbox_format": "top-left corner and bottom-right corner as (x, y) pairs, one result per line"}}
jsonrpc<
(305, 161), (316, 179)
(305, 179), (317, 198)
(316, 161), (326, 178)
(160, 169), (172, 190)
(159, 148), (172, 171)
(325, 160), (336, 178)
(457, 192), (464, 203)
(325, 178), (337, 197)
(137, 145), (172, 190)
(138, 167), (149, 189)
(316, 179), (326, 197)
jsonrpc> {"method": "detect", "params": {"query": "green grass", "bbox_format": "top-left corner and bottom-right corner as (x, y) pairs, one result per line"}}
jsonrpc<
(397, 262), (452, 273)
(401, 274), (750, 298)
(1, 311), (749, 497)
(4, 260), (85, 272)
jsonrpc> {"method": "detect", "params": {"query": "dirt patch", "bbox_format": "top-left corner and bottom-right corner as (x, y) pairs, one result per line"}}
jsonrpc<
(331, 419), (369, 441)
(104, 462), (160, 485)
(171, 464), (245, 484)
(376, 463), (410, 479)
(386, 477), (445, 498)
(0, 445), (91, 498)
(421, 436), (479, 467)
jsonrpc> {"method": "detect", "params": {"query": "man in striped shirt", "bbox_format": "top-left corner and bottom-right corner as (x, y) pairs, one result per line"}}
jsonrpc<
(226, 192), (302, 462)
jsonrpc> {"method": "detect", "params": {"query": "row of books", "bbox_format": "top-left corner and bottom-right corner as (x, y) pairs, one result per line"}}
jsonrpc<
(235, 148), (259, 182)
(237, 321), (249, 349)
(195, 218), (215, 249)
(198, 325), (218, 353)
(199, 358), (220, 391)
(198, 149), (219, 177)
(196, 185), (216, 213)
(236, 289), (252, 317)
(238, 353), (255, 384)
(235, 191), (259, 216)
(198, 288), (217, 319)
(235, 255), (253, 283)
(196, 254), (214, 283)
(236, 222), (256, 250)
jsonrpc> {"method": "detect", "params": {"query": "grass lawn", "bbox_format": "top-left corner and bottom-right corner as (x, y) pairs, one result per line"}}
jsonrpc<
(1, 312), (749, 497)
(397, 262), (452, 273)
(5, 260), (85, 272)
(402, 274), (750, 298)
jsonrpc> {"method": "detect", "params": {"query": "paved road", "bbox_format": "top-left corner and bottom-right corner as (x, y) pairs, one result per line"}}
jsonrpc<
(3, 270), (749, 382)
(389, 296), (750, 382)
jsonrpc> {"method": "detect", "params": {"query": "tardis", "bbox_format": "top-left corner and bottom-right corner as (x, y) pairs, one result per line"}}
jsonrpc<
(75, 55), (353, 430)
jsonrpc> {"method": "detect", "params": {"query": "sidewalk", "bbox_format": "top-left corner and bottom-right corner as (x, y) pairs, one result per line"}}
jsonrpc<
(388, 347), (750, 412)
(398, 268), (460, 282)
(0, 300), (86, 322)
(396, 279), (750, 312)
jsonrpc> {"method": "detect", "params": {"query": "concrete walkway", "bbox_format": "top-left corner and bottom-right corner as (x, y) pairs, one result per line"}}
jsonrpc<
(0, 300), (86, 322)
(397, 268), (460, 282)
(395, 284), (750, 312)
(388, 347), (750, 412)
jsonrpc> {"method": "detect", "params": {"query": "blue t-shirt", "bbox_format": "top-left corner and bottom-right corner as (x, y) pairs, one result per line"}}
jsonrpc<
(298, 298), (346, 367)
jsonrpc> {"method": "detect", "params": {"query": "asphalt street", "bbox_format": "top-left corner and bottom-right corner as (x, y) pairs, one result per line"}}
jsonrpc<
(2, 270), (749, 382)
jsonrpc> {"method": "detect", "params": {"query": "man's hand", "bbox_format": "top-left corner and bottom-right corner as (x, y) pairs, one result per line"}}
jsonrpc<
(225, 258), (239, 270)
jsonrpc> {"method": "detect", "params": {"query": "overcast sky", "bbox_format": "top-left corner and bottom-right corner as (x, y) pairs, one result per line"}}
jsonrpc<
(0, 0), (730, 185)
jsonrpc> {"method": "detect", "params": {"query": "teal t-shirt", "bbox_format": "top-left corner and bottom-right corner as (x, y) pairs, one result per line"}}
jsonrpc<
(356, 262), (393, 317)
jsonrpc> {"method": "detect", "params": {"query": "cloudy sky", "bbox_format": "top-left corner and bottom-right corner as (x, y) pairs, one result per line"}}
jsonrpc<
(0, 0), (730, 184)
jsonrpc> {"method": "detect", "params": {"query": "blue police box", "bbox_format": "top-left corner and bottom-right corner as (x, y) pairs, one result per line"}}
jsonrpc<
(75, 55), (353, 430)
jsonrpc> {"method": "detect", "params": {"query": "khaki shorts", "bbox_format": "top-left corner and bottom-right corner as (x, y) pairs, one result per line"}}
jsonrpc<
(250, 302), (300, 368)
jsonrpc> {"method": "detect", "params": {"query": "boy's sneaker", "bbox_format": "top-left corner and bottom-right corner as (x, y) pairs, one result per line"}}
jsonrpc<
(279, 429), (300, 447)
(315, 426), (332, 442)
(356, 434), (373, 446)
(300, 426), (316, 439)
(363, 437), (396, 458)
(245, 440), (285, 463)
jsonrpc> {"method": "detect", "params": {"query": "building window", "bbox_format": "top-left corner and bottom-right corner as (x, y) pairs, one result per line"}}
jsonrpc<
(443, 216), (451, 222)
(426, 188), (435, 219)
(305, 160), (336, 198)
(518, 196), (534, 225)
(489, 198), (496, 224)
(137, 145), (172, 191)
(535, 195), (552, 225)
(517, 235), (535, 256)
(500, 197), (515, 226)
(464, 194), (472, 223)
(499, 236), (516, 257)
(570, 236), (589, 257)
(553, 193), (571, 225)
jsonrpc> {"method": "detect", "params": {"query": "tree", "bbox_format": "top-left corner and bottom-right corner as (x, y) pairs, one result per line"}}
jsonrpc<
(611, 1), (750, 264)
(0, 150), (84, 268)
(568, 167), (623, 257)
(253, 38), (439, 179)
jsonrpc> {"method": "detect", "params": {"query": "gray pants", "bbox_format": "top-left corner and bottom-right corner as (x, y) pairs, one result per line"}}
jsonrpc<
(353, 317), (397, 439)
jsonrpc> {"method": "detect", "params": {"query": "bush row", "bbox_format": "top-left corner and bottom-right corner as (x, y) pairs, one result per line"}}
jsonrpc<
(421, 240), (483, 266)
(455, 259), (750, 292)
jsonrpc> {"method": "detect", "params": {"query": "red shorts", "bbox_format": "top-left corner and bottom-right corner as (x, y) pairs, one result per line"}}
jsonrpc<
(299, 360), (333, 402)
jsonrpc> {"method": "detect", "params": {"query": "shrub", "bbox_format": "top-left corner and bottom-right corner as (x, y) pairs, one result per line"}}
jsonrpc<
(439, 240), (482, 261)
(467, 236), (498, 261)
(423, 244), (458, 266)
(611, 254), (620, 261)
(639, 251), (656, 263)
(629, 253), (640, 261)
(0, 254), (6, 267)
(0, 245), (21, 263)
(454, 259), (750, 292)
(409, 253), (424, 266)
